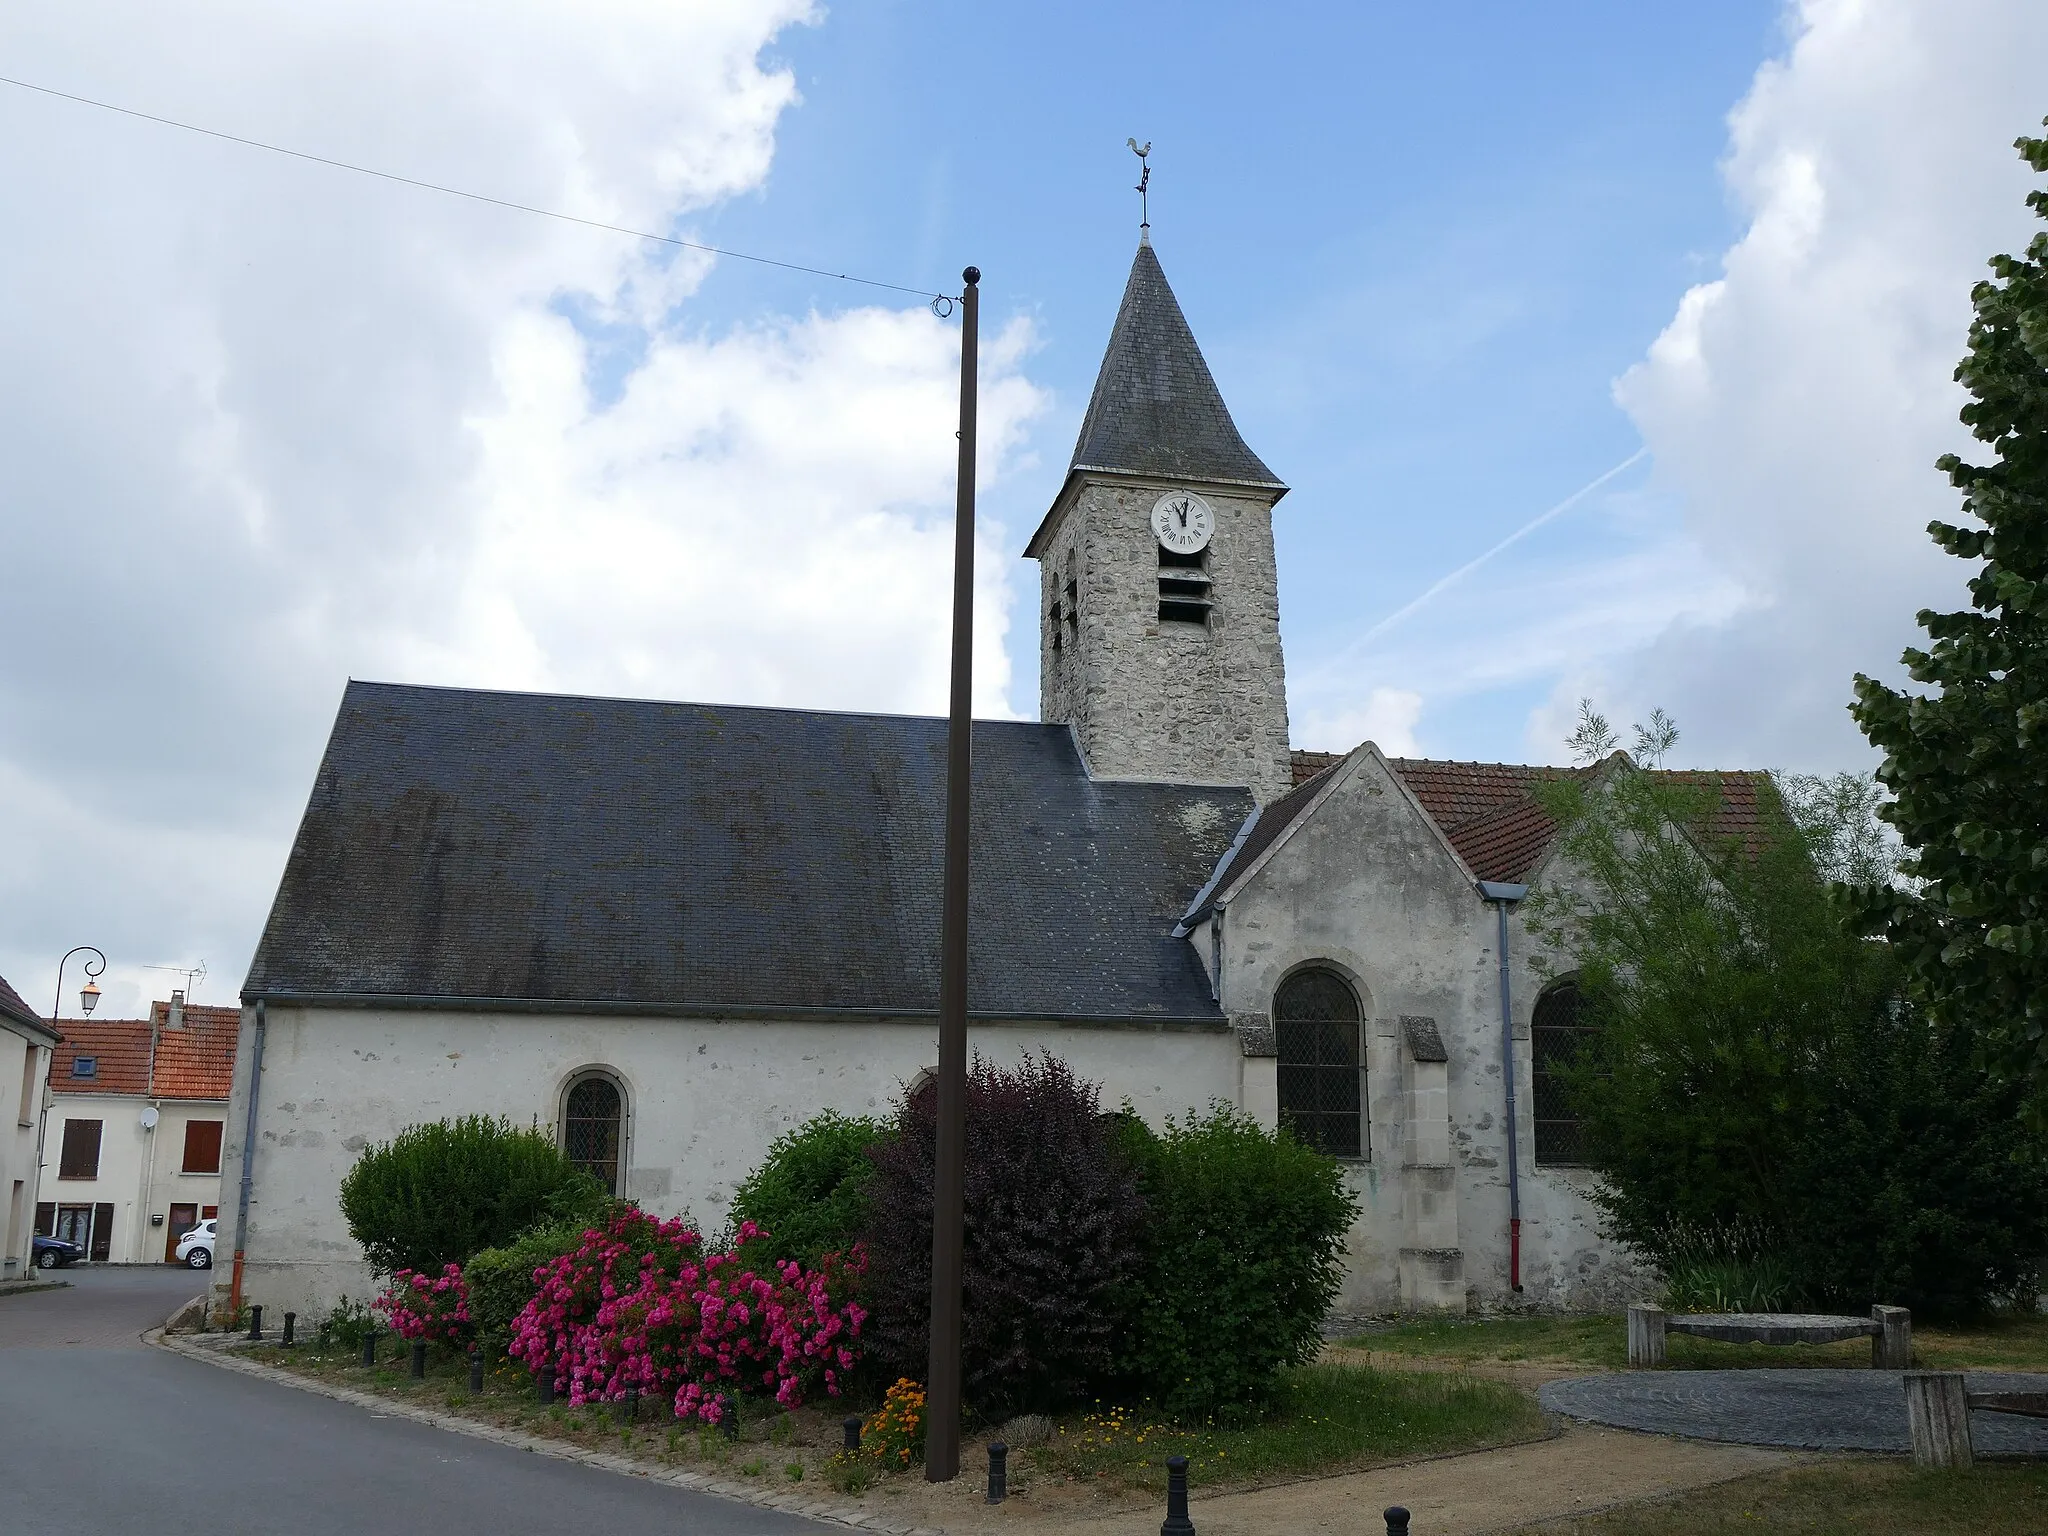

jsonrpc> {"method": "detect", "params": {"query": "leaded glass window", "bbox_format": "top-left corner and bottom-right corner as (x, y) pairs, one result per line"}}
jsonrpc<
(563, 1074), (624, 1193)
(1532, 980), (1594, 1166)
(1275, 968), (1364, 1158)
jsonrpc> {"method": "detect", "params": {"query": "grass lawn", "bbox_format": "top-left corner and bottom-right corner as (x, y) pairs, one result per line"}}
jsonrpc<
(1507, 1460), (2048, 1535)
(1348, 1310), (2048, 1373)
(1025, 1362), (1545, 1492)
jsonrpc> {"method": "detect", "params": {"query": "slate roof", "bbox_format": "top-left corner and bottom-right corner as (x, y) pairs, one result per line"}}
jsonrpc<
(244, 682), (1252, 1023)
(47, 1004), (238, 1099)
(1185, 748), (1777, 918)
(0, 969), (50, 1037)
(1068, 241), (1282, 492)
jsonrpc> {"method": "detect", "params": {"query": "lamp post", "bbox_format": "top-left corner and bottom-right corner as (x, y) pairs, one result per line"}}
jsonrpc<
(53, 946), (106, 1024)
(34, 945), (107, 1253)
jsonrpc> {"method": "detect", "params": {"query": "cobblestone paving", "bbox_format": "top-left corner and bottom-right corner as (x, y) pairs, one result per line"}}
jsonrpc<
(1540, 1370), (2048, 1453)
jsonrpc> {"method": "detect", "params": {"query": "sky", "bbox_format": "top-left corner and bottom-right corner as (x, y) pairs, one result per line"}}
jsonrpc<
(2, 0), (2045, 1017)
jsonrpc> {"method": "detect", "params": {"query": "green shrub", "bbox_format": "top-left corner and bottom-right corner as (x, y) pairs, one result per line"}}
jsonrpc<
(463, 1222), (587, 1344)
(338, 1115), (608, 1275)
(729, 1111), (882, 1266)
(1117, 1106), (1358, 1419)
(322, 1294), (378, 1350)
(860, 1054), (1148, 1415)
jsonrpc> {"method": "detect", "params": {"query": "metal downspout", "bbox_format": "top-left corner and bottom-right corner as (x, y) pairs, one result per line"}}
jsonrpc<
(228, 999), (266, 1316)
(1478, 882), (1529, 1293)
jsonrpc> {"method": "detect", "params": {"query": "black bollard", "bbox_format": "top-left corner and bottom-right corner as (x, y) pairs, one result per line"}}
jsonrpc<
(618, 1386), (640, 1424)
(987, 1442), (1008, 1504)
(468, 1347), (484, 1395)
(362, 1326), (378, 1367)
(537, 1368), (556, 1405)
(248, 1304), (263, 1341)
(720, 1393), (741, 1441)
(319, 1321), (332, 1351)
(281, 1311), (297, 1348)
(1384, 1508), (1411, 1535)
(843, 1414), (862, 1453)
(1161, 1454), (1194, 1536)
(410, 1340), (427, 1379)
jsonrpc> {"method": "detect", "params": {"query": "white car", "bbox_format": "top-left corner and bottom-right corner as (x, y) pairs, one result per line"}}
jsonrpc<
(176, 1219), (215, 1269)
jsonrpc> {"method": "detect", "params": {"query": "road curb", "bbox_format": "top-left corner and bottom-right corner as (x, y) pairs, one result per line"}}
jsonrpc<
(148, 1328), (941, 1535)
(0, 1279), (70, 1299)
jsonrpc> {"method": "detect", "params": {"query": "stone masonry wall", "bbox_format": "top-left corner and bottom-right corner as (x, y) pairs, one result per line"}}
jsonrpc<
(1037, 473), (1291, 804)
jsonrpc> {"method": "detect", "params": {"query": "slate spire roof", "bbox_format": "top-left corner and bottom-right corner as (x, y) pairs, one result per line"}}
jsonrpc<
(1067, 239), (1284, 491)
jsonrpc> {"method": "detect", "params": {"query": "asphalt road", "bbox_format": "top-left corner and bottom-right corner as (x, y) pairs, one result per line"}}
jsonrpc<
(0, 1265), (826, 1535)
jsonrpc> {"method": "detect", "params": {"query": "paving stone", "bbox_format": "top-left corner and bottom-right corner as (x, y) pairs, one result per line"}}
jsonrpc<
(1540, 1369), (2048, 1454)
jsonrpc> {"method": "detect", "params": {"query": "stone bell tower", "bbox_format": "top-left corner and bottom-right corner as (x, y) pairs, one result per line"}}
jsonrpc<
(1024, 235), (1292, 803)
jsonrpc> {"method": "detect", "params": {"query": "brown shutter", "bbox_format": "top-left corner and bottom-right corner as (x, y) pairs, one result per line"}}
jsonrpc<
(90, 1203), (114, 1261)
(57, 1119), (103, 1179)
(181, 1119), (224, 1174)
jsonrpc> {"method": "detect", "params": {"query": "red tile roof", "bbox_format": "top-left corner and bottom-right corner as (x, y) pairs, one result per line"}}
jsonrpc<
(1280, 748), (1776, 885)
(48, 1002), (239, 1100)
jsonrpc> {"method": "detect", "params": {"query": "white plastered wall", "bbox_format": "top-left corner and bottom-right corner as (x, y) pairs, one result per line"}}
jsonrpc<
(218, 1007), (1240, 1320)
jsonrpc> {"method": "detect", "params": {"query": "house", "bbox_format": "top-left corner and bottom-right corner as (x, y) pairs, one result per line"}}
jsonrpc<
(223, 233), (1769, 1320)
(35, 995), (238, 1265)
(1, 970), (60, 1283)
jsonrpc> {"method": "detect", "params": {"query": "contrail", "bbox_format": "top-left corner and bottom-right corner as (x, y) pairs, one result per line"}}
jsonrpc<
(1344, 446), (1650, 650)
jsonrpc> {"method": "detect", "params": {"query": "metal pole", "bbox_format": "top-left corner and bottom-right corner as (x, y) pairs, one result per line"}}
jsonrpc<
(925, 265), (979, 1484)
(229, 999), (268, 1316)
(35, 947), (106, 1259)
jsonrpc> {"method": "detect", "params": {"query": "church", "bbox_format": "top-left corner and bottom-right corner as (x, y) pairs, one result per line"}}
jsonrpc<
(222, 235), (1760, 1321)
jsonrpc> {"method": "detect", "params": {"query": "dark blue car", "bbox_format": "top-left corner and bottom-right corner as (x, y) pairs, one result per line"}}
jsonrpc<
(33, 1234), (84, 1270)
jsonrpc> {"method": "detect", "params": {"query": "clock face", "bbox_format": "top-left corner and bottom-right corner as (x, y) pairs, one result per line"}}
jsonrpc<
(1150, 490), (1214, 555)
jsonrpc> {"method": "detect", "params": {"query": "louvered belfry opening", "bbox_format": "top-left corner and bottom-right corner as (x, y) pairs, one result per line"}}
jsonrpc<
(1532, 979), (1593, 1165)
(1275, 968), (1364, 1157)
(563, 1075), (624, 1193)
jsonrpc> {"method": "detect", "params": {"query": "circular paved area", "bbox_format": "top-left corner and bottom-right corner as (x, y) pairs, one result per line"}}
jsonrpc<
(1540, 1370), (2048, 1454)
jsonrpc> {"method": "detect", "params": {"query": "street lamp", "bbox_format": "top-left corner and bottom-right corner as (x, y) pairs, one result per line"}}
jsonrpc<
(53, 946), (106, 1022)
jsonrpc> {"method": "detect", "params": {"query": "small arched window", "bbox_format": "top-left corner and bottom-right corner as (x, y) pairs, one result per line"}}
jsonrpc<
(562, 1072), (625, 1194)
(1275, 967), (1365, 1158)
(1532, 979), (1594, 1166)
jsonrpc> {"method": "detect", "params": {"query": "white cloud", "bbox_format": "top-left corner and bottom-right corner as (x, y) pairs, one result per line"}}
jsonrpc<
(1599, 0), (2048, 770)
(0, 3), (1045, 1016)
(1296, 688), (1423, 759)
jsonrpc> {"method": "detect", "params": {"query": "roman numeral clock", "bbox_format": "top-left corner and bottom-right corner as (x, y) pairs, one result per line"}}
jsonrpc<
(1151, 489), (1214, 554)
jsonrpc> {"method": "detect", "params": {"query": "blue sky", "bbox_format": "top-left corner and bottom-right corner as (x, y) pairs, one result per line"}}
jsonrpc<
(678, 0), (1783, 754)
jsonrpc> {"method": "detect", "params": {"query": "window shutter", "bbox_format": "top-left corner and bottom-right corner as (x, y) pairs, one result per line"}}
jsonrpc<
(58, 1119), (103, 1180)
(181, 1119), (224, 1174)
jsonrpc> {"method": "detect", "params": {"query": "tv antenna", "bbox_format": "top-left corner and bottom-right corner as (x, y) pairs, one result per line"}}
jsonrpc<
(144, 960), (207, 1002)
(1127, 138), (1152, 232)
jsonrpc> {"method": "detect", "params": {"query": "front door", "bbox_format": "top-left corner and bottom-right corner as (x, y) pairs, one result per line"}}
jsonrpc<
(55, 1205), (92, 1247)
(165, 1203), (199, 1264)
(89, 1203), (114, 1262)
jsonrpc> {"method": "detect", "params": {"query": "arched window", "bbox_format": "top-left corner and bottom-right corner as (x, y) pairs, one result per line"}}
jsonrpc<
(562, 1072), (625, 1194)
(1275, 967), (1365, 1158)
(1532, 979), (1594, 1166)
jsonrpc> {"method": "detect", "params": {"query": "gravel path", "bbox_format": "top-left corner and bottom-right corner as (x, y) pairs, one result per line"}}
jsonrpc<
(1540, 1369), (2048, 1453)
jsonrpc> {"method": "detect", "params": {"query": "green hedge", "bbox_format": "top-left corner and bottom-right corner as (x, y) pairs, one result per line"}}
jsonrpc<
(729, 1111), (882, 1266)
(1117, 1107), (1358, 1418)
(338, 1115), (609, 1275)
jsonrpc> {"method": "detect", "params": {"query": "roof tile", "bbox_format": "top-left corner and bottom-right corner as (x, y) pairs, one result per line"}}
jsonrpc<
(47, 1003), (238, 1099)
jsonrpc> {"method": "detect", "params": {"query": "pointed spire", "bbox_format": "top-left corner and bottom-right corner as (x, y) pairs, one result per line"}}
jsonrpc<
(1068, 242), (1283, 490)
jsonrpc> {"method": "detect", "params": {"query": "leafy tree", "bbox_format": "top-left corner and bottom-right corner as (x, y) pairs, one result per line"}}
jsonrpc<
(1531, 765), (2048, 1316)
(859, 1053), (1147, 1416)
(1849, 124), (2048, 1095)
(728, 1110), (883, 1266)
(338, 1115), (610, 1275)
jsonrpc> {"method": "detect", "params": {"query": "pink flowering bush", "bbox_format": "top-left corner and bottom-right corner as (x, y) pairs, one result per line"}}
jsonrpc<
(374, 1263), (474, 1348)
(503, 1211), (866, 1423)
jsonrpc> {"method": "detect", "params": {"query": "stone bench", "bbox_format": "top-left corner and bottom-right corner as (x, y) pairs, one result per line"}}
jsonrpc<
(1905, 1371), (2048, 1469)
(1627, 1303), (1911, 1369)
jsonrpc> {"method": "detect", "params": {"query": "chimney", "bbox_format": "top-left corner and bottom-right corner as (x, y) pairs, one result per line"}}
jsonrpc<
(167, 990), (185, 1031)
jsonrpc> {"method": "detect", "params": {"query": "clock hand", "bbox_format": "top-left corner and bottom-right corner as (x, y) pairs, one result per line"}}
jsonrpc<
(1177, 505), (1188, 527)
